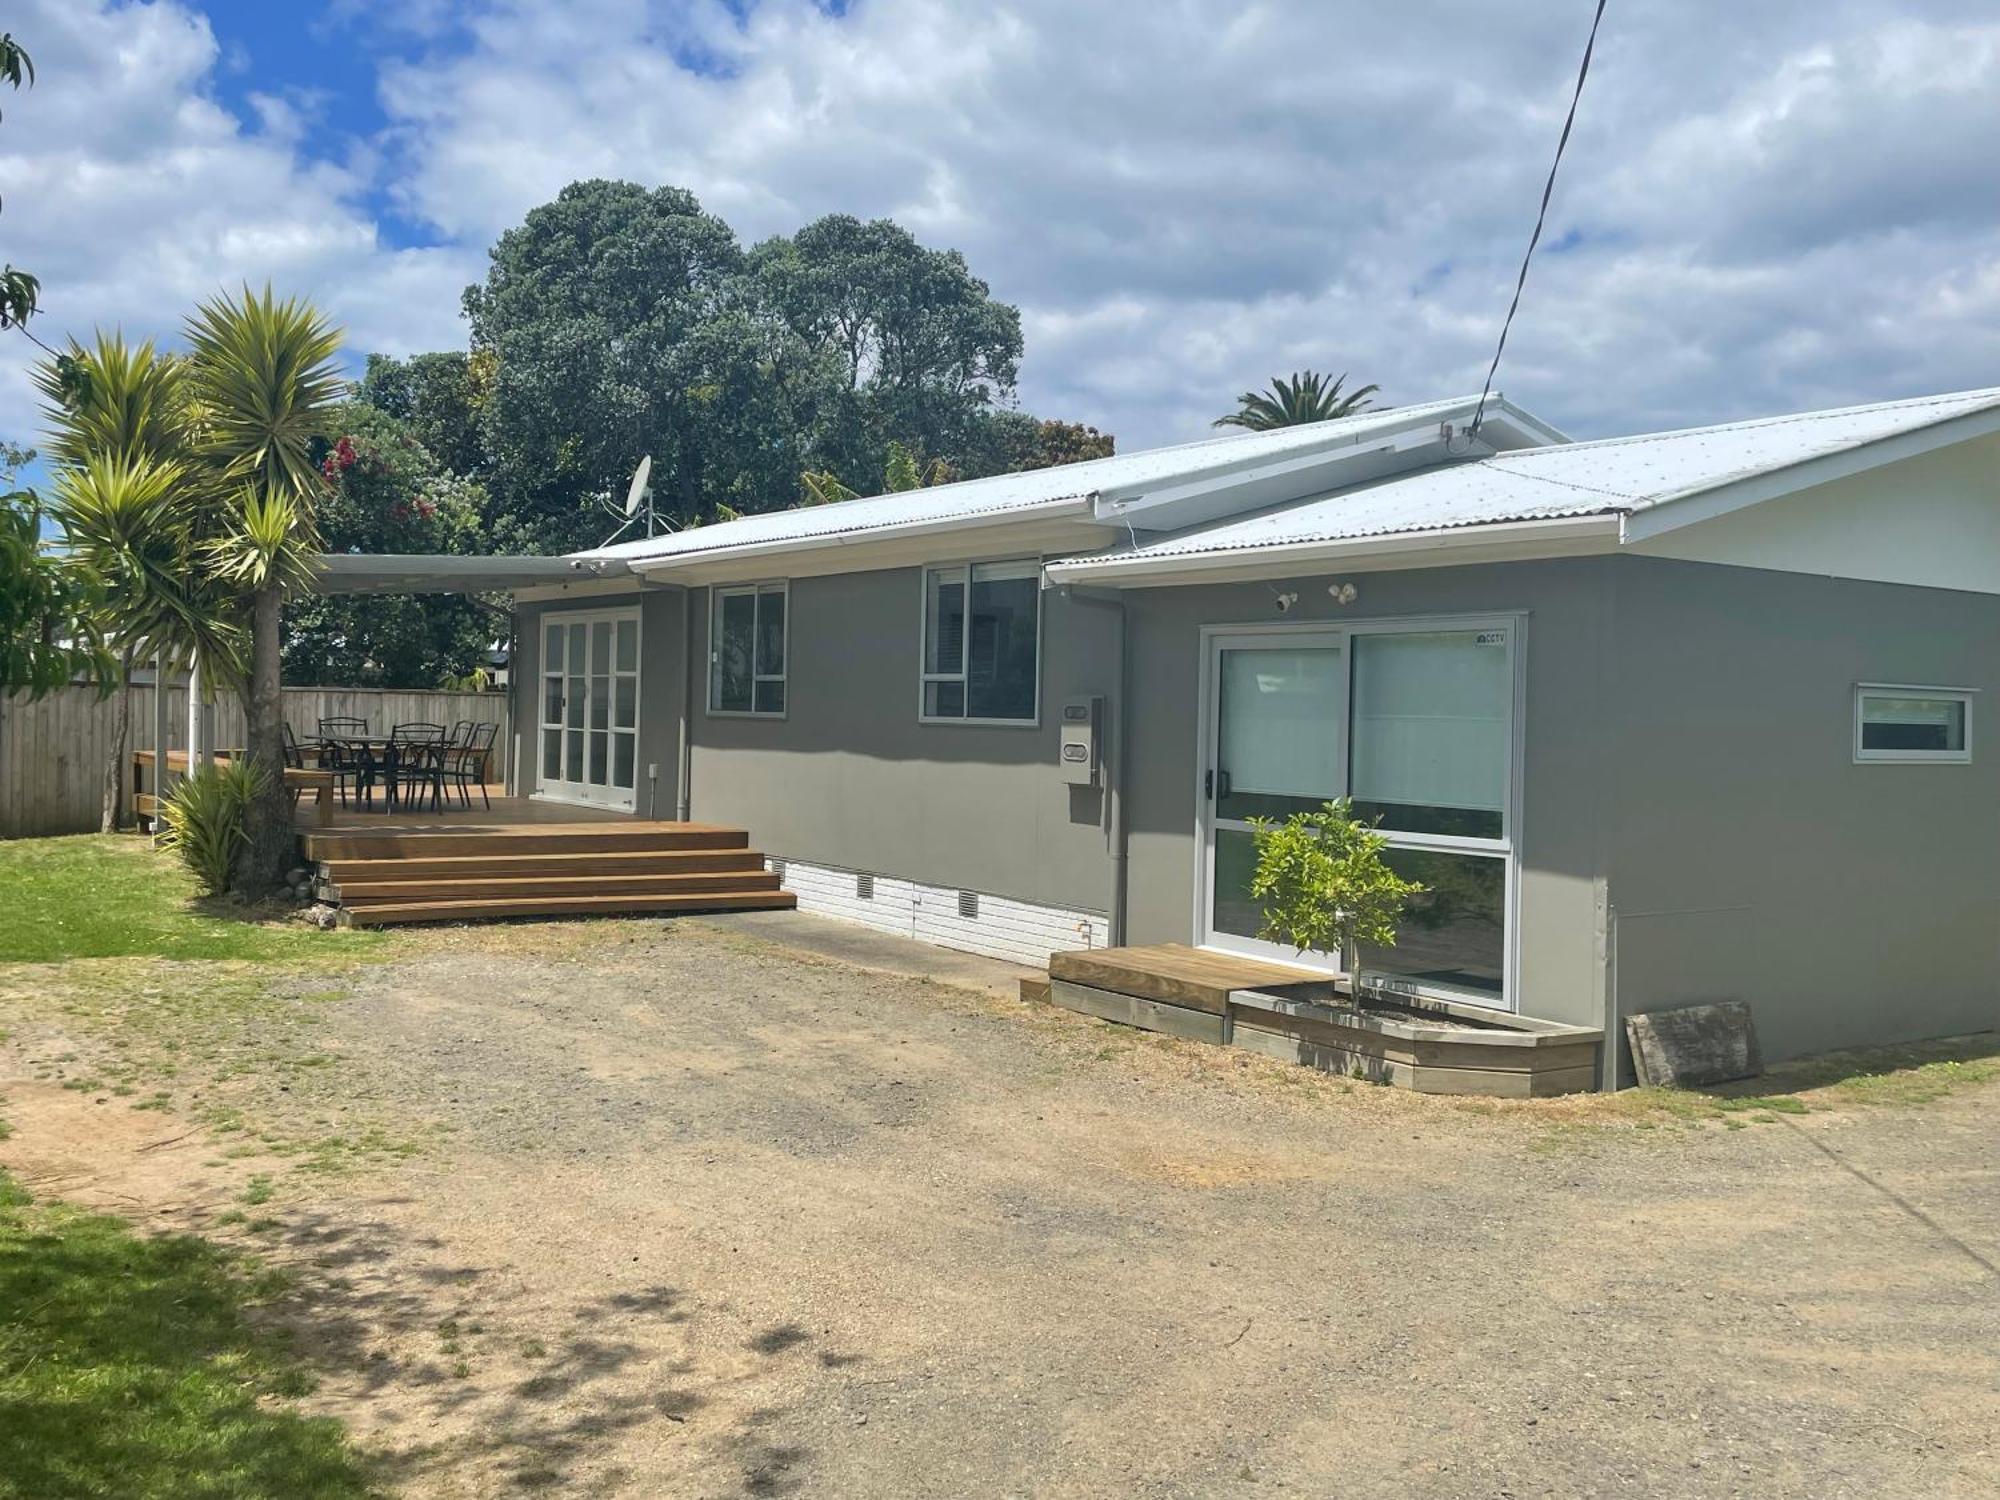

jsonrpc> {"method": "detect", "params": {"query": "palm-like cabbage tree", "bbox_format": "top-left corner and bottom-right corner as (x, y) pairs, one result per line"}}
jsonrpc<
(1213, 370), (1381, 431)
(184, 286), (343, 893)
(38, 336), (223, 829)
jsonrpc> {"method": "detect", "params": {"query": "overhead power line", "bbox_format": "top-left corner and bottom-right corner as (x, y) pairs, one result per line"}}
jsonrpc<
(1468, 0), (1610, 440)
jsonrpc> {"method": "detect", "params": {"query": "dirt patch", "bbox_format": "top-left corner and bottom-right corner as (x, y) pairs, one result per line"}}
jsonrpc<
(3, 915), (1997, 1498)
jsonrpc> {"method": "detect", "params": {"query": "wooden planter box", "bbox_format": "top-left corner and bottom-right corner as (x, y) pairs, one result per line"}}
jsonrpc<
(1045, 946), (1603, 1096)
(1228, 983), (1601, 1097)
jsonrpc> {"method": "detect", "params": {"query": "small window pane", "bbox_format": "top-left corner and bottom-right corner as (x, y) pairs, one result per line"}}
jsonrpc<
(925, 570), (966, 675)
(966, 566), (1038, 720)
(542, 727), (561, 777)
(755, 589), (786, 678)
(1350, 630), (1508, 839)
(566, 728), (583, 774)
(590, 620), (611, 673)
(613, 734), (635, 788)
(543, 623), (561, 670)
(1217, 645), (1344, 821)
(713, 591), (755, 712)
(925, 679), (966, 718)
(614, 675), (636, 729)
(588, 731), (608, 786)
(589, 674), (609, 730)
(566, 625), (585, 675)
(754, 679), (785, 714)
(564, 685), (584, 728)
(1860, 695), (1966, 754)
(1356, 849), (1506, 1001)
(542, 675), (563, 726)
(615, 618), (637, 674)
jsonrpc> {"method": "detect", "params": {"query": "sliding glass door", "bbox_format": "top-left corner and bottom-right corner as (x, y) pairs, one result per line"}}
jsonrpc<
(1196, 619), (1519, 1008)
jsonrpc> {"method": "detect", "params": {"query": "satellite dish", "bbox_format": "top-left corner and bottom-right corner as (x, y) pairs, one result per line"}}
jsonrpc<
(624, 454), (653, 518)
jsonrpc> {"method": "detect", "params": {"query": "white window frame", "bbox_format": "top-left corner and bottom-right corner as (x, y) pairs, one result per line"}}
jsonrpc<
(917, 558), (1044, 727)
(1190, 612), (1527, 1013)
(708, 581), (789, 719)
(1853, 683), (1974, 765)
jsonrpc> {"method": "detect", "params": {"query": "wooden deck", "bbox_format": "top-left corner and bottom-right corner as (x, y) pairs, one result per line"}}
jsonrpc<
(293, 799), (794, 926)
(134, 749), (794, 927)
(1046, 942), (1602, 1096)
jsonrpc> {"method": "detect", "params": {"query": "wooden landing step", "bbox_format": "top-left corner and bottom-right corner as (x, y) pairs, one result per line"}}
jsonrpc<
(301, 818), (794, 928)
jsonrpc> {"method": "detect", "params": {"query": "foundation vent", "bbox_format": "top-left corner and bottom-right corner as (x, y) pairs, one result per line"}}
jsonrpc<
(769, 857), (788, 883)
(855, 872), (875, 900)
(957, 890), (980, 920)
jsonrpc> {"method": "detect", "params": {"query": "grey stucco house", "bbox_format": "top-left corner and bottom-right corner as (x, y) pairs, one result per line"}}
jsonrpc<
(352, 386), (2000, 1086)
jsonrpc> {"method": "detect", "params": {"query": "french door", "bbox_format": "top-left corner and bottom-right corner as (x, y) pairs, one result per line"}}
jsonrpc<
(1197, 629), (1348, 968)
(536, 609), (641, 810)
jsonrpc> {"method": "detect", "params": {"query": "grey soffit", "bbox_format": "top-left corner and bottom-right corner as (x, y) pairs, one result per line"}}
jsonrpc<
(310, 554), (629, 595)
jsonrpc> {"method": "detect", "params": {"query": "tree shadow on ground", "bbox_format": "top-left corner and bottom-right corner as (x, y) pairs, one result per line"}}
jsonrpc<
(246, 1201), (827, 1495)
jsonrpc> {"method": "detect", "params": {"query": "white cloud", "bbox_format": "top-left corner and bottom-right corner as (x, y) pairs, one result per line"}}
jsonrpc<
(4, 0), (1999, 462)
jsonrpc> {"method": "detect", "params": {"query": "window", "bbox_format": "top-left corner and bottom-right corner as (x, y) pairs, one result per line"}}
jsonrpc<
(710, 583), (787, 715)
(921, 560), (1040, 722)
(1854, 685), (1971, 763)
(1348, 626), (1515, 1004)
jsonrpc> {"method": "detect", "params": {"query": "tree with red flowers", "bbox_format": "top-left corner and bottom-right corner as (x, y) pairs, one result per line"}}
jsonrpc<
(283, 402), (493, 688)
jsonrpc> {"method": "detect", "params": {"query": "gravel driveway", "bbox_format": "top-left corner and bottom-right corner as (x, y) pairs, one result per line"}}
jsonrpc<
(3, 911), (1996, 1498)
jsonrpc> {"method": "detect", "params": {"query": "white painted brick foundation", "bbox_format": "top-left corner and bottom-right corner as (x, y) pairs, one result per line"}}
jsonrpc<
(767, 856), (1108, 968)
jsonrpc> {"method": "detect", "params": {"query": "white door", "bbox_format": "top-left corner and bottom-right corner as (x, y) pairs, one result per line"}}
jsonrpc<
(1197, 629), (1348, 967)
(536, 609), (641, 810)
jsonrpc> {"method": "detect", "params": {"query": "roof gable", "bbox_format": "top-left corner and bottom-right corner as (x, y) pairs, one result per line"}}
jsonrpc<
(1048, 387), (2000, 587)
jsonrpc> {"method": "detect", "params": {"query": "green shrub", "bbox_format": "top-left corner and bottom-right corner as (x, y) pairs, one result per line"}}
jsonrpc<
(158, 760), (265, 896)
(1247, 798), (1425, 975)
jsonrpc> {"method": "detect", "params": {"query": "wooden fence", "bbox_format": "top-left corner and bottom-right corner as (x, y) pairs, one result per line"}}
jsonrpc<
(0, 684), (512, 838)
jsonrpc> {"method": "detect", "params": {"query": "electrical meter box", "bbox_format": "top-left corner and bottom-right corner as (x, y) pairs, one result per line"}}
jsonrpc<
(1058, 696), (1101, 787)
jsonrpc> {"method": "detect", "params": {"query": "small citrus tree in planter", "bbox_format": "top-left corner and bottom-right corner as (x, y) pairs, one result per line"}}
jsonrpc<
(1247, 798), (1424, 990)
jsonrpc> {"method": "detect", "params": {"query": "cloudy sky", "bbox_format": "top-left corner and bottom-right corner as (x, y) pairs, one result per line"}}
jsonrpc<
(4, 0), (1999, 468)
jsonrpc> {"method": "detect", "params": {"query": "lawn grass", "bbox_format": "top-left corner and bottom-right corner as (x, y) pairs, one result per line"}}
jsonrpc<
(0, 836), (384, 964)
(0, 1168), (378, 1499)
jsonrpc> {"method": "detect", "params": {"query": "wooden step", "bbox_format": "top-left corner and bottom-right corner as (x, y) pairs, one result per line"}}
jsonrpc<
(332, 870), (784, 904)
(318, 848), (770, 883)
(300, 823), (749, 861)
(340, 889), (799, 927)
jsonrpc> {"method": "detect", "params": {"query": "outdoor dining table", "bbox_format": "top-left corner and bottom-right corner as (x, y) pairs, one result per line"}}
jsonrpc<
(313, 734), (445, 814)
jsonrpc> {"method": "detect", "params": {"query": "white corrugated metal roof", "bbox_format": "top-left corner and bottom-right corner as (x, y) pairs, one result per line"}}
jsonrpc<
(581, 395), (1499, 567)
(1052, 386), (2000, 575)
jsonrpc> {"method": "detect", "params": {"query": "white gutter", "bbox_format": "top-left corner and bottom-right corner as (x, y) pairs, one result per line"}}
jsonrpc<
(1043, 514), (1625, 587)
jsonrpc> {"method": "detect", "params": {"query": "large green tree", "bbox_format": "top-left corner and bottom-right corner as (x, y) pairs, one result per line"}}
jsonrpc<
(452, 181), (1065, 551)
(354, 350), (491, 477)
(747, 213), (1024, 493)
(465, 180), (755, 550)
(285, 402), (493, 687)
